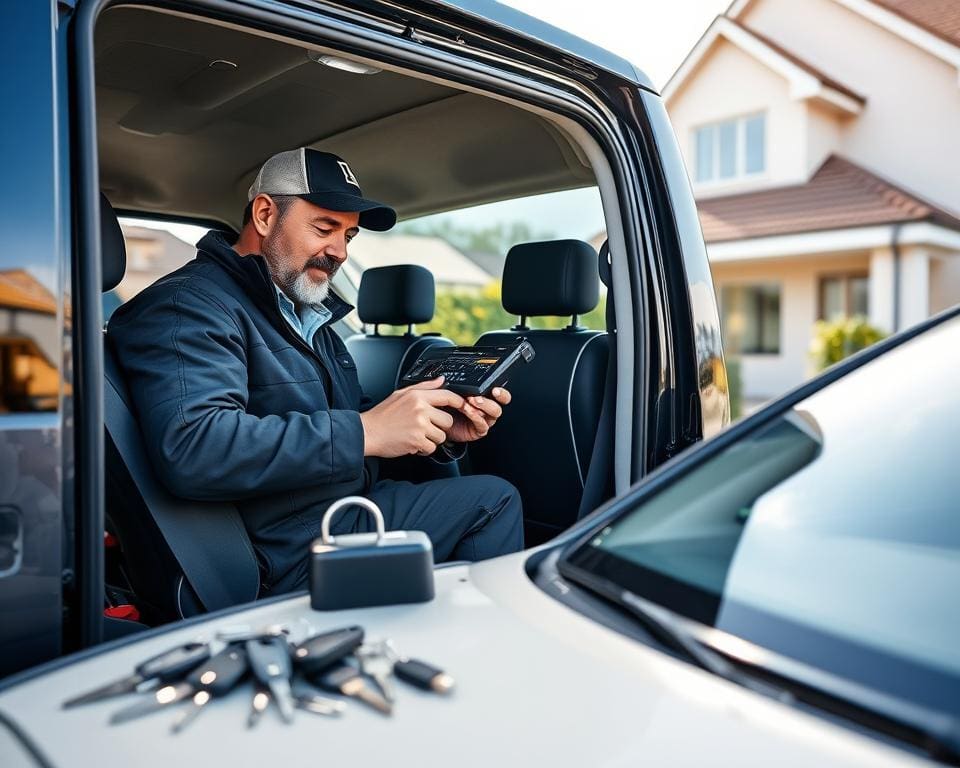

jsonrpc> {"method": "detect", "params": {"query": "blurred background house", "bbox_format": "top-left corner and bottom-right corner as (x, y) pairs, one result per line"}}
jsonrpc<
(0, 270), (60, 412)
(664, 0), (960, 405)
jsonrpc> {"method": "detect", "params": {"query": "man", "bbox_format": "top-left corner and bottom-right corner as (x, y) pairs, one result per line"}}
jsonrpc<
(108, 148), (523, 595)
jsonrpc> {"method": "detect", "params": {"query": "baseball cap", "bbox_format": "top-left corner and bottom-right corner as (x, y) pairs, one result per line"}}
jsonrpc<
(247, 148), (397, 231)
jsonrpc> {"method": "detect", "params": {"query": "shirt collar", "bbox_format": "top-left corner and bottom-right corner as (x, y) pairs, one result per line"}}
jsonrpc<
(273, 283), (333, 347)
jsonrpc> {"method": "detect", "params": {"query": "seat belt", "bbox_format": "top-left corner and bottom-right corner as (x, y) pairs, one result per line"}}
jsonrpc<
(578, 242), (617, 519)
(577, 329), (616, 520)
(103, 369), (260, 611)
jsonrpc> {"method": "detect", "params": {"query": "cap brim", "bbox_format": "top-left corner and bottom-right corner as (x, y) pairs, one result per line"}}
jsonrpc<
(298, 191), (397, 232)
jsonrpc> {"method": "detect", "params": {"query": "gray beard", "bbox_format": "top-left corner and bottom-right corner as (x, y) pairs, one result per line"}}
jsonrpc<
(282, 269), (330, 308)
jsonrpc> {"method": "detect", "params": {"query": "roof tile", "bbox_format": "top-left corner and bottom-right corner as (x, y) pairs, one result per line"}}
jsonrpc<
(698, 155), (960, 242)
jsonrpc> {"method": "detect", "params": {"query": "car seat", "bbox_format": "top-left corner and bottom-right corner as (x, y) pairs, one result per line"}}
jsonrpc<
(100, 195), (259, 622)
(467, 240), (609, 545)
(344, 265), (454, 405)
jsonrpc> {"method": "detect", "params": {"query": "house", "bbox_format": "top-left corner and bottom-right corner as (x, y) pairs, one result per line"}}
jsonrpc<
(344, 232), (494, 291)
(0, 270), (60, 412)
(662, 0), (960, 402)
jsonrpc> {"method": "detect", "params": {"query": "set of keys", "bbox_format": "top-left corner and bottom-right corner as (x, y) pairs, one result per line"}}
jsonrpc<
(61, 624), (454, 732)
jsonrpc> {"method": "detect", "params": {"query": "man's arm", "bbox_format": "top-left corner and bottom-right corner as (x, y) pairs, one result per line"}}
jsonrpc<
(108, 283), (364, 501)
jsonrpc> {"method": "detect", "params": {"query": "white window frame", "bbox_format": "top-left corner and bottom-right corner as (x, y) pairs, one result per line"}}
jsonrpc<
(692, 112), (766, 185)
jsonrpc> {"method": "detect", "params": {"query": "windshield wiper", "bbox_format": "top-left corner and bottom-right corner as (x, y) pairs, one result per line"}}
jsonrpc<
(615, 589), (960, 765)
(617, 589), (796, 703)
(556, 561), (960, 763)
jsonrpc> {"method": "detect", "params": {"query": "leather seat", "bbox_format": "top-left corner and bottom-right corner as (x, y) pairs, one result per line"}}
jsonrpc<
(100, 195), (259, 622)
(345, 265), (454, 405)
(467, 240), (609, 545)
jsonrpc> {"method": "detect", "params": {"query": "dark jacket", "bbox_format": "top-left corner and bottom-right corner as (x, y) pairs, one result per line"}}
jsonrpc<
(108, 230), (372, 593)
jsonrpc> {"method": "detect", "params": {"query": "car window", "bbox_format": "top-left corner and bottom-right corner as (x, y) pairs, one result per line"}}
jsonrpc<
(565, 315), (960, 713)
(347, 187), (607, 344)
(105, 217), (210, 321)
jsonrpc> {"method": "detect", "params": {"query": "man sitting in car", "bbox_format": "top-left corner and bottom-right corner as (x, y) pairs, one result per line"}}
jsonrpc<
(108, 147), (523, 595)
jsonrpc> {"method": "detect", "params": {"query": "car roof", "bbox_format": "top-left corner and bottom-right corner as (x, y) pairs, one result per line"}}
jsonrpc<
(415, 0), (656, 90)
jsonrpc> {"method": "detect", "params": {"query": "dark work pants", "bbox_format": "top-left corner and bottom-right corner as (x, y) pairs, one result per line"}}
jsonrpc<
(344, 475), (525, 562)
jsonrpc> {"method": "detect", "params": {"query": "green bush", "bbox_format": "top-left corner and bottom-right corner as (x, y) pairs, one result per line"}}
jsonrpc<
(809, 315), (886, 372)
(725, 357), (743, 421)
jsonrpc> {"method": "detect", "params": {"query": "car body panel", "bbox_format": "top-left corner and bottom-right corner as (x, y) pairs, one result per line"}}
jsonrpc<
(404, 0), (655, 88)
(0, 0), (67, 676)
(0, 556), (926, 767)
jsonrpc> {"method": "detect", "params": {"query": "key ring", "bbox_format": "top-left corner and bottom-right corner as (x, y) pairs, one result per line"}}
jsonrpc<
(320, 496), (386, 545)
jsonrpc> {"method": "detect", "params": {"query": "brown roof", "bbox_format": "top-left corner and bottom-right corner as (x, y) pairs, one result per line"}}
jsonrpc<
(871, 0), (960, 47)
(732, 20), (866, 104)
(698, 155), (960, 242)
(0, 270), (57, 314)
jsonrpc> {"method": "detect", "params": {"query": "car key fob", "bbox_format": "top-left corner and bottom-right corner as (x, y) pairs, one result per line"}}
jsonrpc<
(292, 625), (364, 675)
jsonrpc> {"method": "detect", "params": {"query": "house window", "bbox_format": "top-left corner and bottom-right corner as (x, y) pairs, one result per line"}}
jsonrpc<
(819, 274), (869, 320)
(721, 284), (780, 355)
(694, 113), (765, 183)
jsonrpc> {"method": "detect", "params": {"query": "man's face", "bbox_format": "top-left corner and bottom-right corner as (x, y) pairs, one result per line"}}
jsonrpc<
(260, 197), (360, 307)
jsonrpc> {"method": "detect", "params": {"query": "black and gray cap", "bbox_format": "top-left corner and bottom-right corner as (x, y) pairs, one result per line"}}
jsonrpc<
(248, 148), (396, 231)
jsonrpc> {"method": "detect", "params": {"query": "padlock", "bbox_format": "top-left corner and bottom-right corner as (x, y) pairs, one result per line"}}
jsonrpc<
(309, 496), (435, 611)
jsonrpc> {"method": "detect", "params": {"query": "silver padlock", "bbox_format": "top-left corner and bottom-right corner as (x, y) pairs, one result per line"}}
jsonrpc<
(309, 496), (435, 611)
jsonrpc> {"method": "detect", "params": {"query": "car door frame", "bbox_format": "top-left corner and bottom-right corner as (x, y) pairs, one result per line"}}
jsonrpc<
(63, 0), (719, 656)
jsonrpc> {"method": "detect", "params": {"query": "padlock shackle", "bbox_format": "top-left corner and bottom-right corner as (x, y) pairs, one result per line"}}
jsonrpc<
(320, 496), (386, 545)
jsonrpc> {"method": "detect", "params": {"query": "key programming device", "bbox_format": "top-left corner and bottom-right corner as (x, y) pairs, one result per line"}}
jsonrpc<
(400, 339), (535, 396)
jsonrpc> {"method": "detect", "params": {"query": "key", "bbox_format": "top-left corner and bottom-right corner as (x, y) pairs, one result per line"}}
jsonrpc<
(170, 689), (212, 734)
(246, 685), (271, 729)
(246, 636), (295, 724)
(356, 641), (396, 703)
(291, 625), (364, 677)
(110, 645), (248, 725)
(291, 679), (346, 717)
(63, 642), (211, 709)
(394, 657), (455, 695)
(215, 624), (290, 644)
(313, 662), (392, 716)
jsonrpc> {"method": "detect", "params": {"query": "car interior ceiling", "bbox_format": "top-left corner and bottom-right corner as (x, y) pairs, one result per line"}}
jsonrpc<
(94, 4), (620, 624)
(95, 6), (597, 227)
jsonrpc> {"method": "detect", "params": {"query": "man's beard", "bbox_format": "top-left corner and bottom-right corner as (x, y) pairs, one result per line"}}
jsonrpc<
(263, 233), (339, 308)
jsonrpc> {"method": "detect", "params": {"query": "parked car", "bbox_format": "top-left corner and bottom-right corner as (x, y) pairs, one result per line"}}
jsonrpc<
(2, 307), (957, 766)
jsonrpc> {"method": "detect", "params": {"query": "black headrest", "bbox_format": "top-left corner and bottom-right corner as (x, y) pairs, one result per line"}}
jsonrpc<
(502, 240), (598, 317)
(598, 240), (611, 288)
(357, 265), (435, 326)
(100, 193), (126, 292)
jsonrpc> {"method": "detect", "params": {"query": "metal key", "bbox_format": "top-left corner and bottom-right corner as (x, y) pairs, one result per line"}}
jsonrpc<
(356, 641), (396, 703)
(246, 685), (271, 729)
(246, 636), (295, 724)
(291, 679), (346, 717)
(63, 642), (211, 709)
(110, 645), (248, 725)
(291, 625), (364, 677)
(313, 662), (392, 716)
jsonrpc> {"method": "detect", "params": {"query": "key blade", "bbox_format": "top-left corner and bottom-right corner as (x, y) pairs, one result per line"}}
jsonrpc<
(109, 683), (191, 725)
(62, 675), (141, 709)
(296, 697), (345, 717)
(170, 690), (210, 734)
(356, 686), (393, 716)
(247, 690), (270, 729)
(268, 678), (296, 724)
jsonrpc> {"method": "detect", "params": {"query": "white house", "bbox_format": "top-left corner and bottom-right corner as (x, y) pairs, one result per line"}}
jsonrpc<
(664, 0), (960, 401)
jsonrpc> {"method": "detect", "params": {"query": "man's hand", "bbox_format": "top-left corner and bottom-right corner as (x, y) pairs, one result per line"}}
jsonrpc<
(359, 377), (485, 457)
(445, 387), (512, 444)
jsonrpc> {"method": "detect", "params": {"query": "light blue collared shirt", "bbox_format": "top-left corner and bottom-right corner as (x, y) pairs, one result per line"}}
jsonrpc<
(274, 284), (333, 348)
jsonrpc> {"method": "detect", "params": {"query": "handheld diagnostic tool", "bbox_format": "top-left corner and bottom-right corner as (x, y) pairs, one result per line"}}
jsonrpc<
(400, 339), (535, 396)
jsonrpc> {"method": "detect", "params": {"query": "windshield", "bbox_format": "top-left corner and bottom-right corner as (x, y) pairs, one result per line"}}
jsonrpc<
(564, 315), (960, 714)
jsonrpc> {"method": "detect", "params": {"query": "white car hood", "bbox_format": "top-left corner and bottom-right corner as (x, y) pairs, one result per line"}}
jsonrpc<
(0, 553), (928, 767)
